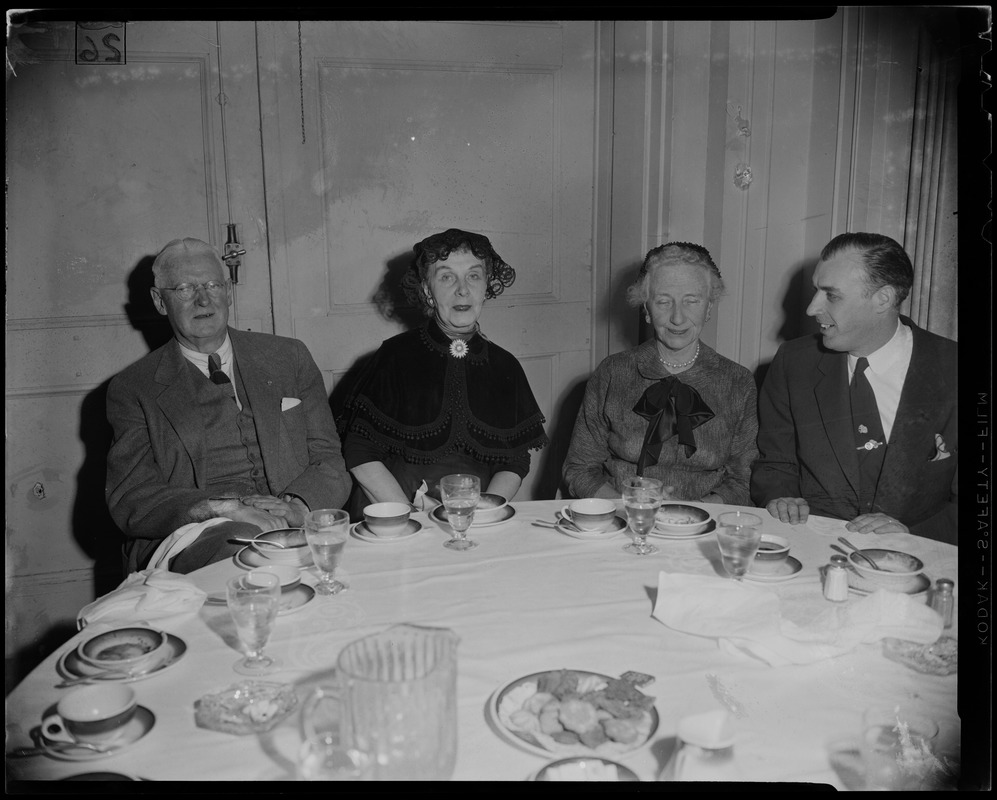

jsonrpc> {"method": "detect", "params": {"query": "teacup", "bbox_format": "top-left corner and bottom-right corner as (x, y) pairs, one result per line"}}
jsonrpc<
(42, 684), (137, 745)
(752, 534), (790, 573)
(363, 502), (412, 537)
(559, 498), (617, 532)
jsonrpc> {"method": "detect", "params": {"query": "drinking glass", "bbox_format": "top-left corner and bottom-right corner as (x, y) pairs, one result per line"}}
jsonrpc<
(304, 509), (350, 595)
(297, 734), (373, 781)
(715, 511), (763, 579)
(440, 474), (480, 551)
(227, 571), (281, 675)
(622, 476), (663, 555)
(861, 706), (940, 790)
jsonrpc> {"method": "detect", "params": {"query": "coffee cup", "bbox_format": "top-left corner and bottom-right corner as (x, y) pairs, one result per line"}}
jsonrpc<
(559, 498), (617, 532)
(363, 502), (412, 537)
(42, 684), (137, 745)
(752, 534), (790, 572)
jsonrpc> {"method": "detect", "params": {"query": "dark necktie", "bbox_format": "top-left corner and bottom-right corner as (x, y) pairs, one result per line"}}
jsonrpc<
(850, 357), (886, 512)
(208, 353), (237, 402)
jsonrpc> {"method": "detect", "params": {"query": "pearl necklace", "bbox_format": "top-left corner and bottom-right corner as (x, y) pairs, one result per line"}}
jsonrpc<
(659, 341), (700, 370)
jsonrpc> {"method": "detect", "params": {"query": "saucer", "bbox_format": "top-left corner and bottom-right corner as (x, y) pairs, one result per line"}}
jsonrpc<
(351, 519), (423, 543)
(38, 706), (155, 761)
(58, 635), (187, 684)
(277, 583), (315, 614)
(648, 519), (717, 540)
(555, 515), (628, 540)
(744, 556), (804, 582)
(431, 504), (517, 527)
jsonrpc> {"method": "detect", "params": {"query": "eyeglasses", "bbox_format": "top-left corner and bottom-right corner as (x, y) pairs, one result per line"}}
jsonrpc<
(157, 281), (228, 302)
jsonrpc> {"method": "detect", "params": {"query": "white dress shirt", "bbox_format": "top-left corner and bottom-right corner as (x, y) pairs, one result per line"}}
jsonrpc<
(177, 334), (242, 409)
(846, 319), (913, 442)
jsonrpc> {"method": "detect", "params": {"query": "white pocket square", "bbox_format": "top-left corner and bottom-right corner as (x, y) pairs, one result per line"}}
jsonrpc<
(281, 397), (302, 412)
(930, 433), (951, 462)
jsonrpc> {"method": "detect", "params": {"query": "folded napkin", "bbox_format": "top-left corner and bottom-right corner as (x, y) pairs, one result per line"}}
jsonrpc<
(413, 480), (442, 513)
(147, 517), (233, 570)
(77, 568), (207, 629)
(652, 572), (943, 666)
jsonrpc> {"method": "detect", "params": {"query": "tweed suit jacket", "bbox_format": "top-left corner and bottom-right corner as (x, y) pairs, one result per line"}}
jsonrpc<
(750, 318), (957, 544)
(106, 328), (351, 571)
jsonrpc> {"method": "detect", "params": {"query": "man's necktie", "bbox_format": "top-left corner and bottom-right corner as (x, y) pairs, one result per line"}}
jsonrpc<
(208, 353), (237, 402)
(850, 357), (886, 512)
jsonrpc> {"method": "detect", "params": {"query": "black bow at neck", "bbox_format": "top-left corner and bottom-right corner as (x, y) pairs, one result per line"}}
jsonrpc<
(632, 376), (715, 474)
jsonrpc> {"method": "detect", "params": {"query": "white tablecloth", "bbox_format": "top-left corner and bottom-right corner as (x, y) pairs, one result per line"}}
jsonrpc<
(6, 500), (959, 784)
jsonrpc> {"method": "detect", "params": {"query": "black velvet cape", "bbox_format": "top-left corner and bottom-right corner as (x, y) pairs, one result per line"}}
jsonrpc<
(339, 320), (548, 469)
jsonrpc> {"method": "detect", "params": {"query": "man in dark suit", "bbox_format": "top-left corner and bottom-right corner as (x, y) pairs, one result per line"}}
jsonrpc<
(751, 233), (957, 544)
(106, 238), (351, 572)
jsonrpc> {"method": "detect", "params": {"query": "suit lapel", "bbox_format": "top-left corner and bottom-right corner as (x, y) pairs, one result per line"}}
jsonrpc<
(231, 329), (282, 476)
(813, 350), (860, 494)
(154, 342), (207, 486)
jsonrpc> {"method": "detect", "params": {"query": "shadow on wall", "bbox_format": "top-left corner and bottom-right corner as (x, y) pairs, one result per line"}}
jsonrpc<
(754, 259), (819, 389)
(532, 378), (589, 499)
(73, 256), (171, 594)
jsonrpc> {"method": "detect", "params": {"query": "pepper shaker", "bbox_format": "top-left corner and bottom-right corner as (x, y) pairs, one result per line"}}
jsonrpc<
(823, 554), (850, 602)
(929, 578), (954, 628)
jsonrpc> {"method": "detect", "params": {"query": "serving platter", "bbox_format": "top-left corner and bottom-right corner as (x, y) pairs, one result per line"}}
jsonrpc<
(488, 669), (658, 759)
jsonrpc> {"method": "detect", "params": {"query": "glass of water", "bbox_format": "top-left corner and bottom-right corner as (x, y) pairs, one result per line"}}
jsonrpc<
(715, 511), (763, 579)
(227, 571), (282, 675)
(304, 509), (350, 595)
(622, 476), (663, 555)
(440, 474), (480, 551)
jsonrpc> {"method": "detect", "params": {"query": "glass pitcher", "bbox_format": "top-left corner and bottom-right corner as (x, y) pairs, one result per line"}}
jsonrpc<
(300, 623), (459, 781)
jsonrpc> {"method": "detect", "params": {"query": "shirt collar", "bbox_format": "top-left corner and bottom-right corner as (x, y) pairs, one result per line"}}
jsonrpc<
(177, 332), (233, 370)
(849, 319), (909, 374)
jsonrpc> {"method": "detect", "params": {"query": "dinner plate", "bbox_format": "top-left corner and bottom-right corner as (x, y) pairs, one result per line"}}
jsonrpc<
(648, 519), (717, 540)
(37, 706), (155, 761)
(743, 556), (804, 583)
(350, 519), (423, 542)
(488, 669), (659, 759)
(555, 515), (628, 540)
(431, 504), (517, 527)
(58, 634), (187, 684)
(847, 570), (931, 597)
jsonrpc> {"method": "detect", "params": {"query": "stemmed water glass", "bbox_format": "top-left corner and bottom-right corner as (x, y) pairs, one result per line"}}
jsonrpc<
(304, 509), (350, 595)
(227, 570), (282, 675)
(440, 474), (480, 551)
(622, 476), (663, 555)
(715, 511), (763, 580)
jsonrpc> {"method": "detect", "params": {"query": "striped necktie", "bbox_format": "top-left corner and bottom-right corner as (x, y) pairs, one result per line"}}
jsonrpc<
(208, 353), (237, 402)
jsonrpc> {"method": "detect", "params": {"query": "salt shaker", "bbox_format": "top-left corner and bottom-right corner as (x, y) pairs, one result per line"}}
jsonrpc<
(658, 710), (741, 782)
(823, 554), (850, 602)
(930, 578), (954, 628)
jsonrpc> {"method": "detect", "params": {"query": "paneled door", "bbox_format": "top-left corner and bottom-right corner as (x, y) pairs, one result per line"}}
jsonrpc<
(5, 20), (267, 688)
(255, 20), (601, 500)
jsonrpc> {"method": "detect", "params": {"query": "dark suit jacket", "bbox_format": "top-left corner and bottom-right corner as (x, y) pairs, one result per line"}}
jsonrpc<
(106, 328), (351, 571)
(750, 318), (957, 544)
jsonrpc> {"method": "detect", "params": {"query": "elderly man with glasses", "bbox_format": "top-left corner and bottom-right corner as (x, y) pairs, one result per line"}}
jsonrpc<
(105, 237), (351, 573)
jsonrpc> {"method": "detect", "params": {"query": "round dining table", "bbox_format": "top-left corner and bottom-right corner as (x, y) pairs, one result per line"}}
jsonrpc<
(6, 499), (960, 785)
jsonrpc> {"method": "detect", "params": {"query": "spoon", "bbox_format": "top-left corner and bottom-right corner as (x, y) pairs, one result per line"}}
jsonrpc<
(837, 537), (882, 570)
(8, 738), (118, 757)
(227, 537), (287, 549)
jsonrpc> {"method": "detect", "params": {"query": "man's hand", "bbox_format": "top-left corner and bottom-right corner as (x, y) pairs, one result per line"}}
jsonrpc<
(239, 494), (308, 527)
(765, 497), (809, 524)
(206, 496), (285, 531)
(846, 513), (909, 535)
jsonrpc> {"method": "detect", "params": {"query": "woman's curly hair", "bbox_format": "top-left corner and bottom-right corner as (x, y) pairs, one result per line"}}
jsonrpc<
(626, 241), (725, 307)
(401, 228), (516, 316)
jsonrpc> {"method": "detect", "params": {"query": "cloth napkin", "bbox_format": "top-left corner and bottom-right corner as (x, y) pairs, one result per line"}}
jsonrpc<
(77, 568), (207, 629)
(147, 517), (233, 570)
(652, 572), (943, 667)
(413, 480), (442, 513)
